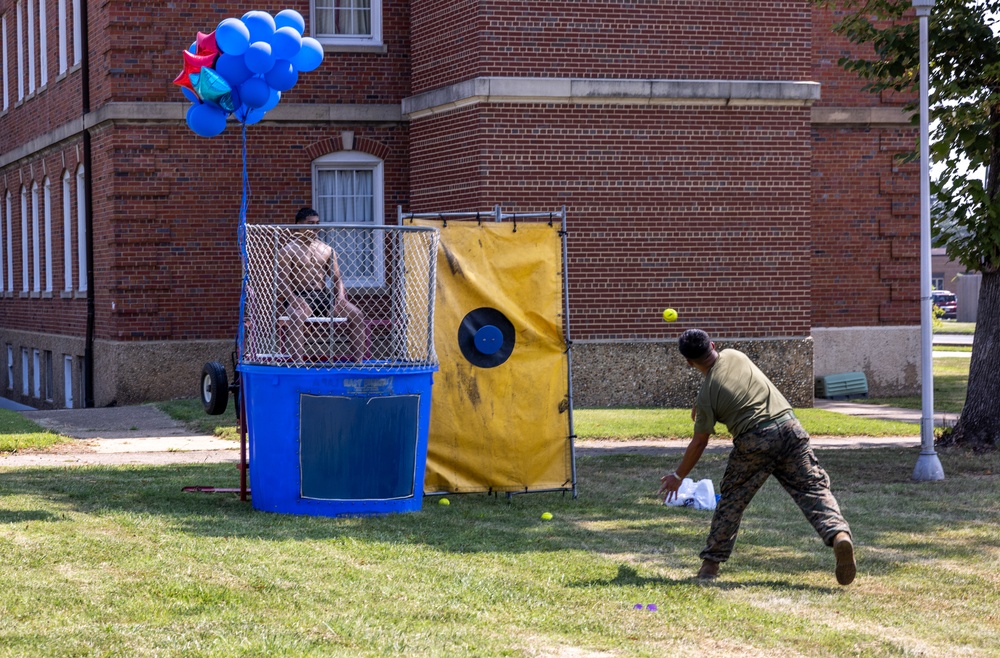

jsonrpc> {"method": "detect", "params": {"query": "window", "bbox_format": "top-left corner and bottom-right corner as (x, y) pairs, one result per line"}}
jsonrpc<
(43, 177), (51, 292)
(0, 193), (4, 293)
(31, 181), (40, 293)
(71, 0), (80, 65)
(38, 0), (47, 87)
(312, 151), (385, 287)
(21, 348), (28, 396)
(2, 13), (8, 111)
(27, 0), (34, 93)
(63, 355), (73, 407)
(5, 192), (12, 292)
(62, 171), (71, 291)
(312, 0), (381, 46)
(43, 350), (53, 401)
(20, 186), (27, 293)
(57, 0), (66, 74)
(16, 2), (23, 101)
(6, 345), (13, 389)
(32, 349), (40, 398)
(75, 164), (86, 291)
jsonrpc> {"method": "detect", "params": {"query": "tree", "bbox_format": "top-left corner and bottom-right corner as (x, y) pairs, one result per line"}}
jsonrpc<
(814, 0), (999, 450)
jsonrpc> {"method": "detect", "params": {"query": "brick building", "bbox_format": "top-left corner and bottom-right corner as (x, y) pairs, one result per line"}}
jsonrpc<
(0, 1), (920, 409)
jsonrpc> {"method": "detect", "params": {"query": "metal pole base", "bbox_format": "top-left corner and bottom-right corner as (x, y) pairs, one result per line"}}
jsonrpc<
(912, 451), (945, 481)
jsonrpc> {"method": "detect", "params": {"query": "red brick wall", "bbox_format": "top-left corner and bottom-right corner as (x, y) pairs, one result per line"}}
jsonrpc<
(412, 103), (814, 340)
(411, 0), (813, 93)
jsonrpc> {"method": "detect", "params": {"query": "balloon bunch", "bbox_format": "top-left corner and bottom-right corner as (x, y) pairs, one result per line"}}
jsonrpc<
(173, 9), (324, 137)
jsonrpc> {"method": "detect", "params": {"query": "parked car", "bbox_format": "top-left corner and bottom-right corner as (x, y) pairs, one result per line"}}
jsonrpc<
(931, 290), (958, 319)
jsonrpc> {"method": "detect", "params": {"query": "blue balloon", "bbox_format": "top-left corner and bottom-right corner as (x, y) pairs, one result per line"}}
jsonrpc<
(245, 41), (275, 75)
(274, 9), (305, 35)
(234, 104), (266, 126)
(292, 37), (324, 73)
(186, 103), (228, 138)
(270, 26), (302, 61)
(239, 77), (271, 108)
(216, 18), (250, 56)
(188, 40), (197, 54)
(243, 11), (276, 44)
(264, 60), (298, 92)
(181, 86), (200, 103)
(215, 53), (253, 87)
(261, 87), (281, 113)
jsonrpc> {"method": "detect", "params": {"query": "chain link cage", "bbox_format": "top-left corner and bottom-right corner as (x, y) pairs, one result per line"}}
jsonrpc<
(241, 224), (439, 372)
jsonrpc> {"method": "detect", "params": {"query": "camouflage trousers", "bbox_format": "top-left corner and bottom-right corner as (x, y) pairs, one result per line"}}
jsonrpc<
(700, 416), (852, 563)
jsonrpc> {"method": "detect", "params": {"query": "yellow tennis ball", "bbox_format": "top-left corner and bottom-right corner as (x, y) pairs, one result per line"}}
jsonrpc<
(438, 498), (450, 506)
(541, 512), (553, 520)
(662, 308), (678, 323)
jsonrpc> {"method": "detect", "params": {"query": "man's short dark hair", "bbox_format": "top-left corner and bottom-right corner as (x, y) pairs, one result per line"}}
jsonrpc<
(678, 329), (712, 360)
(295, 207), (320, 223)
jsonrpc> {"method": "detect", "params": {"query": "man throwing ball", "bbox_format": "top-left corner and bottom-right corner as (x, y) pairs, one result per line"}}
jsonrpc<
(658, 329), (856, 585)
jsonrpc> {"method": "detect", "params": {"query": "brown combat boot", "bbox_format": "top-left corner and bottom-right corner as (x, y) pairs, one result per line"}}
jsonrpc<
(833, 532), (856, 586)
(696, 559), (720, 580)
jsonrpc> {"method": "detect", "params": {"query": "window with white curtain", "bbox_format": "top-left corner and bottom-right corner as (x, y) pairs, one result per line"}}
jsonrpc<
(312, 151), (384, 287)
(16, 2), (24, 101)
(62, 171), (71, 291)
(20, 186), (27, 293)
(38, 0), (47, 87)
(2, 13), (9, 110)
(57, 0), (66, 74)
(312, 0), (381, 45)
(75, 164), (87, 291)
(5, 192), (12, 292)
(31, 181), (39, 292)
(26, 0), (34, 93)
(43, 177), (51, 292)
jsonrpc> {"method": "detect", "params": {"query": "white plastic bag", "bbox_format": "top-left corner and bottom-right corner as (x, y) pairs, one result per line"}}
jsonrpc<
(664, 477), (716, 511)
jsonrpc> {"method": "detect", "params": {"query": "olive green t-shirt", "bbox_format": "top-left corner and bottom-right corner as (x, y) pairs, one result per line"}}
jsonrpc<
(693, 349), (792, 438)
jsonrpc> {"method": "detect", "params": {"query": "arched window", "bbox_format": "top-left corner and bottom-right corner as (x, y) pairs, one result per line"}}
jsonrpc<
(75, 164), (86, 291)
(312, 150), (385, 287)
(20, 185), (27, 293)
(0, 190), (5, 293)
(43, 176), (51, 292)
(62, 170), (71, 291)
(31, 181), (39, 292)
(5, 191), (12, 293)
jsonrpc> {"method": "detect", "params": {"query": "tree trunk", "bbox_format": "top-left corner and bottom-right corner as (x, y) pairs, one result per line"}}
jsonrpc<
(939, 270), (1000, 450)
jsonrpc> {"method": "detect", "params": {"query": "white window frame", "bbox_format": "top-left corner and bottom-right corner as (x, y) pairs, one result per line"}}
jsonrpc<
(71, 0), (80, 65)
(75, 164), (87, 291)
(57, 0), (66, 74)
(6, 345), (13, 389)
(20, 186), (27, 293)
(26, 0), (34, 94)
(2, 13), (9, 111)
(16, 2), (24, 101)
(5, 192), (12, 292)
(38, 0), (47, 87)
(21, 347), (28, 395)
(31, 181), (39, 292)
(312, 151), (385, 288)
(63, 354), (73, 407)
(0, 192), (4, 293)
(62, 171), (71, 291)
(32, 348), (40, 398)
(311, 0), (382, 47)
(43, 177), (51, 292)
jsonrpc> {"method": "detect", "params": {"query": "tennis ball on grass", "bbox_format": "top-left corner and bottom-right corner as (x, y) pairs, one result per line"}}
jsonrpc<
(438, 498), (450, 506)
(541, 512), (553, 520)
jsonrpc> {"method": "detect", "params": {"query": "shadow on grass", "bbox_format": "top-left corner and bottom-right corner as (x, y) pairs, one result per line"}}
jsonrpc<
(570, 563), (841, 594)
(0, 448), (996, 580)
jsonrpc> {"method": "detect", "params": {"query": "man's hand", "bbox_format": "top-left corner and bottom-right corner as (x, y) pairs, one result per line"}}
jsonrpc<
(658, 473), (682, 503)
(691, 406), (697, 422)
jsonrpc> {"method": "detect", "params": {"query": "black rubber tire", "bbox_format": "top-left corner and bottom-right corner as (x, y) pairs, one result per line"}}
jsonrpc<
(200, 362), (229, 416)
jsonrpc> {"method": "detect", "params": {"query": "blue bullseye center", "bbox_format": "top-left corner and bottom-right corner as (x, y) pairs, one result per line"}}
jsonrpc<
(474, 325), (504, 355)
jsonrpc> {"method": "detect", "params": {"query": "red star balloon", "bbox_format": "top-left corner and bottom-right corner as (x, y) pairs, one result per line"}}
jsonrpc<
(195, 31), (220, 57)
(173, 49), (219, 92)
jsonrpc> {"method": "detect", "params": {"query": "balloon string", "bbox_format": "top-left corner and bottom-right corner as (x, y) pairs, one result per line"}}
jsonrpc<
(236, 121), (250, 366)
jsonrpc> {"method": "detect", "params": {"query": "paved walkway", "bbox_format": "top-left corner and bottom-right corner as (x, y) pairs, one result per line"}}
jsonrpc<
(0, 397), (933, 467)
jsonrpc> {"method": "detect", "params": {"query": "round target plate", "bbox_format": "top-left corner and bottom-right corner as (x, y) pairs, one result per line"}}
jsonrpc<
(458, 307), (516, 368)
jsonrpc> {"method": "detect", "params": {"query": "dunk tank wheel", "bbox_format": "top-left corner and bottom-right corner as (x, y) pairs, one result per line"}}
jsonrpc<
(200, 361), (229, 415)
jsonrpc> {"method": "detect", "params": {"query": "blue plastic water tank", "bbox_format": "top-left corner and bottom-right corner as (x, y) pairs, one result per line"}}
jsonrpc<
(240, 363), (437, 517)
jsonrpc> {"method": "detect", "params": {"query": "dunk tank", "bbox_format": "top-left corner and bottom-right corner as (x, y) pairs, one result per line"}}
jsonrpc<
(236, 223), (440, 516)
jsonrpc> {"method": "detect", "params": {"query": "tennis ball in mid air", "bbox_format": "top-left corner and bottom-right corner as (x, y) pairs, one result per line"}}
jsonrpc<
(662, 308), (678, 323)
(541, 512), (553, 520)
(438, 498), (450, 506)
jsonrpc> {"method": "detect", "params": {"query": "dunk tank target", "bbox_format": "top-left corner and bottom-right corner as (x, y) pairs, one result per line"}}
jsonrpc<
(238, 223), (439, 516)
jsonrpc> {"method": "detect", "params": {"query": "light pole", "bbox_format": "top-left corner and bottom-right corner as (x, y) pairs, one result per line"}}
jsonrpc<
(912, 0), (944, 481)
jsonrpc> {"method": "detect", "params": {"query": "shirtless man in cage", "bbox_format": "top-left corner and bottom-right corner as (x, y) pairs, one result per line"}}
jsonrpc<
(276, 207), (367, 361)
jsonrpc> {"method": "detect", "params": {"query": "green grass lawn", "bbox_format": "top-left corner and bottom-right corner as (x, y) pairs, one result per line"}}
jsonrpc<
(0, 448), (996, 656)
(934, 321), (976, 335)
(0, 411), (71, 453)
(856, 356), (969, 415)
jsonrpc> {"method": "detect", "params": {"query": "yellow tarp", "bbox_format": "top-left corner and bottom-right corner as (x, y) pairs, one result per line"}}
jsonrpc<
(411, 220), (573, 493)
